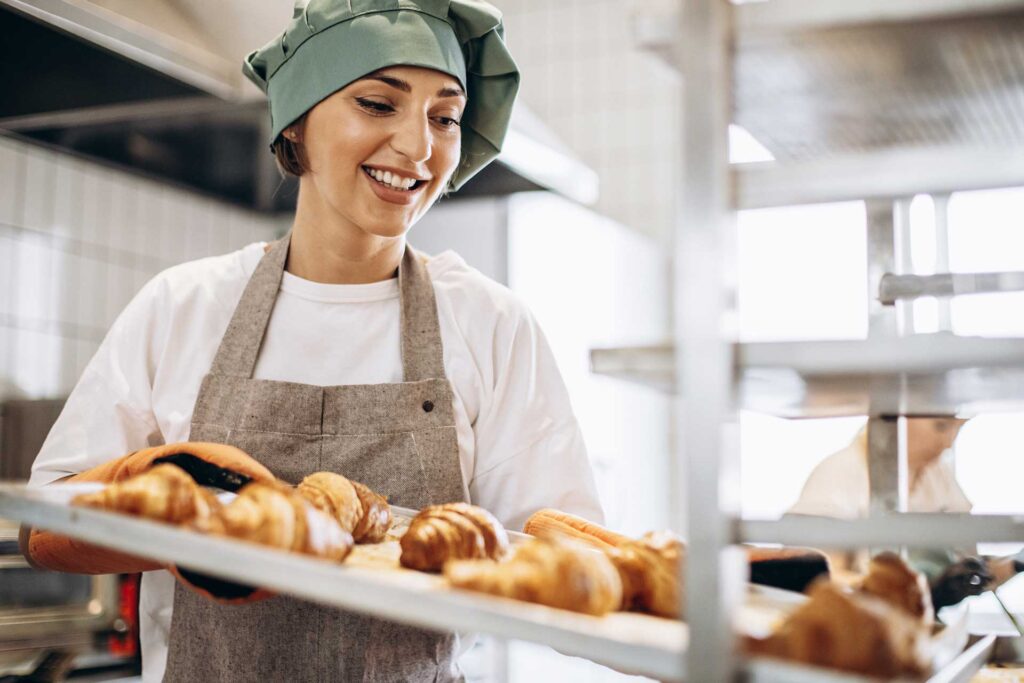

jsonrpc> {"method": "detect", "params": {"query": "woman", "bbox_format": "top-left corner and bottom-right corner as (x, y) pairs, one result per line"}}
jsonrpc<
(25, 1), (602, 680)
(790, 418), (1021, 608)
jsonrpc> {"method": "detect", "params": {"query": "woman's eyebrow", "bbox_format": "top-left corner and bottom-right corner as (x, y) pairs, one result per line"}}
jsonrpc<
(366, 74), (465, 99)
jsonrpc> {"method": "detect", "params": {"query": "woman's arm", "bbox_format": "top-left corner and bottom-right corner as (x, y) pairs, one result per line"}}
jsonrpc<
(468, 308), (602, 531)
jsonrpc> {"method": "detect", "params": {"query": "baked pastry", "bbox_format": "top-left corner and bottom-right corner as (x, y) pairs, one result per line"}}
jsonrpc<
(400, 502), (509, 572)
(445, 536), (623, 616)
(860, 551), (934, 626)
(607, 530), (685, 618)
(523, 508), (632, 550)
(295, 472), (391, 543)
(745, 580), (930, 678)
(200, 482), (353, 562)
(72, 463), (221, 525)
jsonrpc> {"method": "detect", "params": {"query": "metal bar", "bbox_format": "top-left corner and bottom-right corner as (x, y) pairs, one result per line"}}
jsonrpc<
(0, 487), (687, 681)
(741, 514), (1024, 548)
(737, 0), (1024, 33)
(676, 0), (743, 680)
(934, 194), (954, 330)
(894, 198), (915, 335)
(866, 200), (898, 339)
(879, 271), (1024, 304)
(0, 0), (241, 100)
(735, 147), (1024, 210)
(0, 97), (252, 132)
(867, 417), (906, 516)
(925, 634), (996, 683)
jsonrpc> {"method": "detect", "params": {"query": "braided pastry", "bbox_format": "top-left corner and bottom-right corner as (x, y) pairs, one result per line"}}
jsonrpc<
(445, 536), (623, 616)
(400, 502), (509, 572)
(295, 472), (392, 543)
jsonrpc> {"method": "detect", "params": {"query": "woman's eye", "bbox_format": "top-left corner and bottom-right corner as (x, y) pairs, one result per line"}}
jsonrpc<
(434, 116), (462, 129)
(356, 98), (394, 114)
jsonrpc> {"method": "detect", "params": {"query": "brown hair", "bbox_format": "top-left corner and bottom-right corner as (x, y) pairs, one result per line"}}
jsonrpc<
(271, 115), (310, 177)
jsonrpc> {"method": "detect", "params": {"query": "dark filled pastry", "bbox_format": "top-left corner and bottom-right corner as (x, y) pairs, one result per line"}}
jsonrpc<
(400, 502), (510, 571)
(445, 535), (623, 616)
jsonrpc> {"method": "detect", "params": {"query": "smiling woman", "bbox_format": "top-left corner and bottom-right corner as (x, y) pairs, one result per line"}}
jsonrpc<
(25, 1), (605, 682)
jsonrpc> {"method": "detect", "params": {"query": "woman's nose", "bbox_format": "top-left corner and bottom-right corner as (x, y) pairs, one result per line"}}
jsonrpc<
(389, 114), (431, 164)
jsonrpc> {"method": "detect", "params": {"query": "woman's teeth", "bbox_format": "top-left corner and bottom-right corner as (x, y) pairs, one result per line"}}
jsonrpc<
(363, 166), (419, 191)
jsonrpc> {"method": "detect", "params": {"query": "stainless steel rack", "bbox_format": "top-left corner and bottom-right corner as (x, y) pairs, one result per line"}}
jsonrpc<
(597, 0), (1024, 680)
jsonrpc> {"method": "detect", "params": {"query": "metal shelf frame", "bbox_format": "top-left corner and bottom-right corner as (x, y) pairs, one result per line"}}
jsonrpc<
(661, 0), (1024, 680)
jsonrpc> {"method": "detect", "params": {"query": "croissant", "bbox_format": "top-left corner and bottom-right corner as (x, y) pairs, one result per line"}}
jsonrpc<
(400, 503), (510, 572)
(745, 580), (930, 678)
(295, 472), (392, 543)
(859, 552), (934, 626)
(200, 482), (353, 562)
(606, 530), (685, 618)
(445, 536), (623, 616)
(72, 463), (221, 525)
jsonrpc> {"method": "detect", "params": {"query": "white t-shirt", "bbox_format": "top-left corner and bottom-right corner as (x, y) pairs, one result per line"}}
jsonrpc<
(788, 430), (973, 519)
(30, 242), (602, 681)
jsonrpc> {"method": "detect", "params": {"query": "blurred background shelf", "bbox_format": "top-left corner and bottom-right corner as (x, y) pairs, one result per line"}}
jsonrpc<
(591, 335), (1024, 416)
(637, 0), (1024, 208)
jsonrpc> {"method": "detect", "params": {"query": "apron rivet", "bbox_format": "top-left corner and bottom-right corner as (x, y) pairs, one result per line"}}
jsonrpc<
(422, 400), (434, 413)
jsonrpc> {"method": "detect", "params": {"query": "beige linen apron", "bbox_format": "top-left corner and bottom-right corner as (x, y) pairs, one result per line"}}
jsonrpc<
(164, 233), (467, 682)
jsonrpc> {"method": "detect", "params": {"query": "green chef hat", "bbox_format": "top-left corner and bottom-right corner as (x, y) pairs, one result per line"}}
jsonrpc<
(243, 0), (520, 190)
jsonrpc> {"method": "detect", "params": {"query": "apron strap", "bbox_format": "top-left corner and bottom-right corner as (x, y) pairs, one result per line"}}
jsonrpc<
(209, 232), (445, 382)
(209, 233), (291, 377)
(398, 246), (446, 382)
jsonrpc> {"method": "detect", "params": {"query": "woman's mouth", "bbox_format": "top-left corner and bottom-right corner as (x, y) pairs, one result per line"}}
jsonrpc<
(361, 166), (426, 193)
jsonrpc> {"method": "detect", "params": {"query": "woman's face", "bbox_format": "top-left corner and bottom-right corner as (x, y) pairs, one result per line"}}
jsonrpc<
(296, 65), (466, 238)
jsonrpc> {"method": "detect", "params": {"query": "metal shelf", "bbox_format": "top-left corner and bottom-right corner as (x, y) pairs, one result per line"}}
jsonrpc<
(741, 513), (1024, 548)
(591, 334), (1024, 416)
(635, 0), (1024, 208)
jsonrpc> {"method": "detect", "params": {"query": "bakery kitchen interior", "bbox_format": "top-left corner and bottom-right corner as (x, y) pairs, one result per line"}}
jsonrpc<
(3, 0), (1024, 682)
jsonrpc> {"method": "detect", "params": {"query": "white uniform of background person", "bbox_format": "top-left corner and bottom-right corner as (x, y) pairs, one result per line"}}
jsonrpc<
(29, 241), (603, 680)
(789, 426), (972, 520)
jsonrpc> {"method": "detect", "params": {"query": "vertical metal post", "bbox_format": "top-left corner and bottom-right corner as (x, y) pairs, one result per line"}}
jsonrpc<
(676, 1), (744, 680)
(894, 198), (915, 335)
(866, 200), (898, 339)
(933, 193), (953, 332)
(865, 199), (909, 524)
(866, 417), (907, 516)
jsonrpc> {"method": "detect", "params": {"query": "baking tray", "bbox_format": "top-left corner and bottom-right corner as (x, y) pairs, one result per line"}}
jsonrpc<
(0, 481), (811, 682)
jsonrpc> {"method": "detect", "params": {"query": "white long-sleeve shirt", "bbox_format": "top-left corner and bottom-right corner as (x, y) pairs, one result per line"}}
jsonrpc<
(30, 241), (602, 681)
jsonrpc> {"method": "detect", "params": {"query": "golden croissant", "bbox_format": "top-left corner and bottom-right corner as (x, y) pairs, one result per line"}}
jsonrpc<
(606, 530), (686, 618)
(399, 502), (510, 572)
(199, 482), (353, 562)
(72, 463), (220, 525)
(445, 536), (623, 616)
(296, 472), (392, 543)
(745, 580), (930, 678)
(859, 551), (934, 626)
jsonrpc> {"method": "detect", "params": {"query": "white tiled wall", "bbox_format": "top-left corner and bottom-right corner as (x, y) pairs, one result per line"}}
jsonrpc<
(0, 135), (286, 401)
(499, 0), (680, 243)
